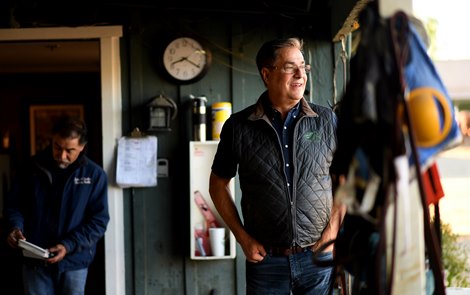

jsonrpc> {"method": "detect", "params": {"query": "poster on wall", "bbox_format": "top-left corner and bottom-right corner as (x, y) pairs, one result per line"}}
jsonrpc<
(29, 104), (84, 155)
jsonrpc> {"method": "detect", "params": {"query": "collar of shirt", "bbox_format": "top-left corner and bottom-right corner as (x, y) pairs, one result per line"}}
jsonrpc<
(268, 102), (300, 129)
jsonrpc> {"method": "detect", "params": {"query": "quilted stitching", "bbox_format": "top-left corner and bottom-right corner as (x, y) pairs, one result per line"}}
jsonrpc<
(232, 100), (337, 246)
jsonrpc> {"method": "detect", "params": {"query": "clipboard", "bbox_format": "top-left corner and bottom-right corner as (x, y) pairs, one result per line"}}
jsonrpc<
(130, 127), (145, 138)
(116, 128), (158, 187)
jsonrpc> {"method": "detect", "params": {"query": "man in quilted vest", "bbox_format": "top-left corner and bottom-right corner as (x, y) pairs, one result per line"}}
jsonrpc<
(209, 37), (345, 294)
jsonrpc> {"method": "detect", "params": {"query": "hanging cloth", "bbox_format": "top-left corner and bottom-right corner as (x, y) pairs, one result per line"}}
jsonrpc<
(404, 23), (462, 169)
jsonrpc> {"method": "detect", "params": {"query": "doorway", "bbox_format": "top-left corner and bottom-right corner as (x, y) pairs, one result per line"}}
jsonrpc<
(0, 26), (125, 295)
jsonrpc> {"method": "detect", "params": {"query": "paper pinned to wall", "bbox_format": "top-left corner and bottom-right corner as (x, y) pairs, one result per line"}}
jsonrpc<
(116, 135), (158, 187)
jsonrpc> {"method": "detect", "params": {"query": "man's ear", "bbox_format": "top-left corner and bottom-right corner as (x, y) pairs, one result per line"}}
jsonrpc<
(261, 68), (270, 84)
(78, 142), (87, 153)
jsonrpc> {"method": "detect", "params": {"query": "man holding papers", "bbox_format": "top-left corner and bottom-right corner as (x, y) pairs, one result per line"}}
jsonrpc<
(4, 116), (109, 295)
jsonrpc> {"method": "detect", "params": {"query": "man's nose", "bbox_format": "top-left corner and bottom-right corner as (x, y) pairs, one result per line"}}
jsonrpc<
(293, 67), (304, 76)
(60, 150), (68, 160)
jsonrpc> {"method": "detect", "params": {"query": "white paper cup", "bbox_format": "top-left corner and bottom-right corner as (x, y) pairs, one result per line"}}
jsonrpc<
(209, 227), (226, 256)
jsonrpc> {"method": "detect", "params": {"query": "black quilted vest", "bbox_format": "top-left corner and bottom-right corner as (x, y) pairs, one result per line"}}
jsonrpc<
(232, 97), (337, 247)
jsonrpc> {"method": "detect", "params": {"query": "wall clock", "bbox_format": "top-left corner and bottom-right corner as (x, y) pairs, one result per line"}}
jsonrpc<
(162, 37), (212, 84)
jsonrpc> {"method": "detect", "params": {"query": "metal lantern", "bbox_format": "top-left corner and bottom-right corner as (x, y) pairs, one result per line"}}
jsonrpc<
(147, 94), (178, 131)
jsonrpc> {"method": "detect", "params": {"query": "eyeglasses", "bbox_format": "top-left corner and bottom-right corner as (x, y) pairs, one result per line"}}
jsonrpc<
(270, 64), (311, 74)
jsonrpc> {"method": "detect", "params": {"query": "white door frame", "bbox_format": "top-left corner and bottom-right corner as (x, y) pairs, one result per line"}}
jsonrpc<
(0, 26), (125, 295)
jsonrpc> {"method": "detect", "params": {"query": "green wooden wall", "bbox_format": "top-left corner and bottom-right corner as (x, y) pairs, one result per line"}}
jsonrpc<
(0, 1), (353, 293)
(120, 8), (348, 295)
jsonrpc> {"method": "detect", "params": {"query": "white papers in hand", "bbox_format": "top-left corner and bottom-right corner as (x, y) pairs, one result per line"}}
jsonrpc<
(18, 239), (51, 260)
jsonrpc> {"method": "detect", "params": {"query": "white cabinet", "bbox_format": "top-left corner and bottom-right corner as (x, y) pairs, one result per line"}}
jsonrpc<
(189, 141), (236, 260)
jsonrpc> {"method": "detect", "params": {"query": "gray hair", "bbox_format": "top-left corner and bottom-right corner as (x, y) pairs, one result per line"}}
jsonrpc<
(255, 37), (304, 75)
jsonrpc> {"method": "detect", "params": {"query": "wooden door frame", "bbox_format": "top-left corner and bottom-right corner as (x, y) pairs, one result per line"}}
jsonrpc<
(0, 26), (125, 295)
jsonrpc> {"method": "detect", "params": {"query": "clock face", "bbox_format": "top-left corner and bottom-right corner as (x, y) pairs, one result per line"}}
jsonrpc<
(162, 37), (210, 83)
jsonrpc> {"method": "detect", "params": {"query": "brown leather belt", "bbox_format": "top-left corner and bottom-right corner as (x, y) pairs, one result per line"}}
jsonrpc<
(266, 245), (311, 256)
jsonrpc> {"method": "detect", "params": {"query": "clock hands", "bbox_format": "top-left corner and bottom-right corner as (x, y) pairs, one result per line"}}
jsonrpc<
(184, 57), (201, 68)
(171, 57), (186, 65)
(170, 50), (205, 68)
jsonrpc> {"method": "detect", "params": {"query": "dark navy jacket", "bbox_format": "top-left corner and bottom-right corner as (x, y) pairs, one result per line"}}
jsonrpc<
(4, 147), (109, 272)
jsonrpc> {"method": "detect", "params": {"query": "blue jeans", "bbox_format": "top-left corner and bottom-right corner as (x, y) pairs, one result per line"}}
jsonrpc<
(22, 264), (88, 295)
(246, 250), (334, 295)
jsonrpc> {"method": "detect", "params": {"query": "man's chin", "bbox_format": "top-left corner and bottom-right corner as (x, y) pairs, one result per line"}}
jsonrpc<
(57, 162), (69, 169)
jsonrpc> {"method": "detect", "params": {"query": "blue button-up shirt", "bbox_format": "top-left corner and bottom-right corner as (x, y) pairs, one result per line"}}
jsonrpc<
(268, 102), (300, 196)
